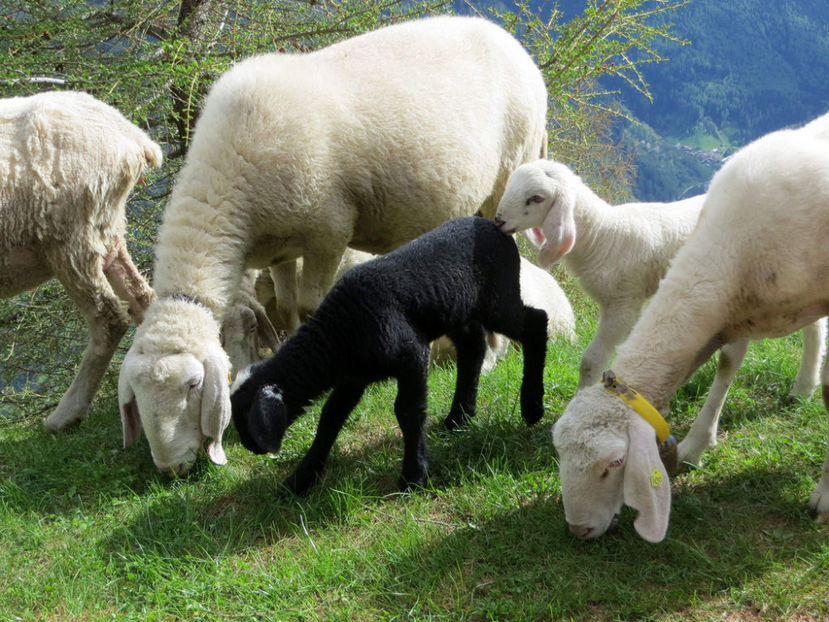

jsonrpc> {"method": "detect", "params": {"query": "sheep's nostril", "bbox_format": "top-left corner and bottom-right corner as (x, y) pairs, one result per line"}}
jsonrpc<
(568, 524), (594, 539)
(493, 217), (504, 227)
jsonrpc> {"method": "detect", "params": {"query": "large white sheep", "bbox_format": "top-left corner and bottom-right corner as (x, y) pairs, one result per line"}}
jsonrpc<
(550, 113), (829, 542)
(494, 158), (826, 396)
(119, 15), (549, 474)
(0, 90), (161, 431)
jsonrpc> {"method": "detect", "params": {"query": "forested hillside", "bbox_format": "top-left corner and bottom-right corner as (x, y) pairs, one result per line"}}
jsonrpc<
(469, 0), (829, 200)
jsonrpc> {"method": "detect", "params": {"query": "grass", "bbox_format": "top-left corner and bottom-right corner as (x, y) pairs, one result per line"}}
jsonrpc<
(3, 277), (829, 620)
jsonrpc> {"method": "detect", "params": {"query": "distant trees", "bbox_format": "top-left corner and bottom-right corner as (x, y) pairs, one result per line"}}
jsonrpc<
(0, 0), (686, 418)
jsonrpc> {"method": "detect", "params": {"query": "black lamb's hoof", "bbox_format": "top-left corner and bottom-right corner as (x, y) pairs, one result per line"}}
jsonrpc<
(443, 411), (471, 431)
(521, 405), (544, 426)
(282, 469), (318, 497)
(397, 471), (429, 492)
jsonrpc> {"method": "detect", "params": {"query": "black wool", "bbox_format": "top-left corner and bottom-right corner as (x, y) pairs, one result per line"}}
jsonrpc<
(231, 216), (548, 495)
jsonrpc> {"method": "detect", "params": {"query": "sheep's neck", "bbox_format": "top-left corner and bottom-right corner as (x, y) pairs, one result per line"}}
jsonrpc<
(559, 182), (616, 279)
(269, 322), (342, 419)
(152, 194), (247, 317)
(611, 276), (727, 413)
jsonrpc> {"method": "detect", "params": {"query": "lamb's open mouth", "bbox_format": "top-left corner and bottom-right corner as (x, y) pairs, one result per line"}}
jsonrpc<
(493, 218), (515, 234)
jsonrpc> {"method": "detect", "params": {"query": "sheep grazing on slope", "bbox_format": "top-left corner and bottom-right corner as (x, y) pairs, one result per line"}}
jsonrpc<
(494, 158), (826, 395)
(550, 113), (829, 542)
(0, 90), (161, 431)
(230, 217), (549, 495)
(119, 15), (548, 474)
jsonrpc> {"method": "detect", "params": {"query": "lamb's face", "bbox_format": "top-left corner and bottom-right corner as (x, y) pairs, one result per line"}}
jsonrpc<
(553, 391), (629, 540)
(494, 160), (554, 234)
(231, 376), (290, 455)
(494, 160), (577, 266)
(553, 385), (673, 543)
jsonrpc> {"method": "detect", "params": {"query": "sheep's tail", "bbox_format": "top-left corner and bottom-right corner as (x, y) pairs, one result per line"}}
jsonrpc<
(142, 139), (163, 170)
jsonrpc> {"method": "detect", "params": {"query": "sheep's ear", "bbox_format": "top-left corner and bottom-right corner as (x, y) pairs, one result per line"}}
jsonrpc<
(201, 350), (231, 465)
(537, 183), (577, 266)
(118, 363), (142, 448)
(523, 227), (547, 248)
(623, 414), (671, 543)
(253, 303), (280, 353)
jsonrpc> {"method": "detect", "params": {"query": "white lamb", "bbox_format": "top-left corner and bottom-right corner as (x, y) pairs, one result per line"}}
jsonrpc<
(0, 90), (161, 431)
(119, 15), (549, 474)
(550, 112), (829, 542)
(494, 158), (825, 395)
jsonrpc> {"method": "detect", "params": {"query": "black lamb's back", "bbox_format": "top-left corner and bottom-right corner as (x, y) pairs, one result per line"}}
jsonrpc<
(316, 216), (523, 343)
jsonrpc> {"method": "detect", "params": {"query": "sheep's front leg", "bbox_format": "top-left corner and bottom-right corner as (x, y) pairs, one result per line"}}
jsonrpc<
(270, 261), (299, 332)
(791, 318), (827, 398)
(808, 361), (829, 521)
(283, 383), (366, 496)
(44, 254), (131, 431)
(444, 324), (487, 430)
(395, 369), (430, 489)
(579, 303), (642, 388)
(297, 243), (348, 324)
(103, 236), (155, 324)
(678, 340), (748, 466)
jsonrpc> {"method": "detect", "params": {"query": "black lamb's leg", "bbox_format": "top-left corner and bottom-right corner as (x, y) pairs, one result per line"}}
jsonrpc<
(518, 307), (548, 425)
(283, 382), (366, 496)
(444, 324), (487, 430)
(394, 365), (431, 490)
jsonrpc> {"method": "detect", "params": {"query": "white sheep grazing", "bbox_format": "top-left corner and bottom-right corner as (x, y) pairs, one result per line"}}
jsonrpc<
(550, 113), (829, 542)
(494, 158), (826, 396)
(0, 90), (161, 430)
(119, 15), (548, 474)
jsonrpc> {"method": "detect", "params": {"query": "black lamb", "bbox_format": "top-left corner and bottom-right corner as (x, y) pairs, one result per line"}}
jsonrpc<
(230, 216), (549, 495)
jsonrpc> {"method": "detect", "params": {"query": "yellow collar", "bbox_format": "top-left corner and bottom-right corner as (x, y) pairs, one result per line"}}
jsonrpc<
(601, 370), (670, 443)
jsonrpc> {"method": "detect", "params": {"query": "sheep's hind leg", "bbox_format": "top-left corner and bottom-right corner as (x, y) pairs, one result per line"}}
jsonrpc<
(44, 256), (131, 431)
(517, 307), (548, 425)
(394, 365), (431, 490)
(283, 383), (366, 496)
(677, 340), (748, 467)
(791, 318), (827, 398)
(808, 360), (829, 521)
(443, 324), (487, 430)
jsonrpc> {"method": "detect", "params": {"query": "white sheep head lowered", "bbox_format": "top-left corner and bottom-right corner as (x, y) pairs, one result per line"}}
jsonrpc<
(493, 159), (577, 267)
(118, 298), (231, 475)
(552, 381), (672, 543)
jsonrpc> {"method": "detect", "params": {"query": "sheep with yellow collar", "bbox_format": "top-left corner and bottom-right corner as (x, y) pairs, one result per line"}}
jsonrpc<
(551, 112), (829, 542)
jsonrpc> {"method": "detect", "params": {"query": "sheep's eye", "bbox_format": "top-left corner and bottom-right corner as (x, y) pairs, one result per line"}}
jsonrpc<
(525, 194), (545, 205)
(188, 377), (202, 390)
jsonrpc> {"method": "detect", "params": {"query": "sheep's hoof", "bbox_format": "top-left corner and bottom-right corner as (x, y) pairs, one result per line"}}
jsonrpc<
(43, 409), (84, 432)
(808, 489), (829, 522)
(443, 411), (471, 431)
(282, 470), (317, 497)
(398, 472), (428, 491)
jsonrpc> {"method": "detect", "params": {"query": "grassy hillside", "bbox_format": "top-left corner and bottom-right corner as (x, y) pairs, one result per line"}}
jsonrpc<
(3, 278), (829, 619)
